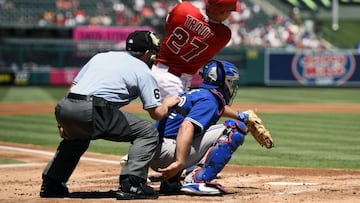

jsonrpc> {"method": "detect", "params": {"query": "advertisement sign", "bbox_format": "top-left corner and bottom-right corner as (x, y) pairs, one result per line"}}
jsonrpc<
(0, 69), (15, 85)
(266, 50), (360, 86)
(73, 26), (153, 56)
(49, 68), (80, 86)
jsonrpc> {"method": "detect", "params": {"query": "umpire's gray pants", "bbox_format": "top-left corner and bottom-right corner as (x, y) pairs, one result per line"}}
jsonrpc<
(42, 97), (159, 183)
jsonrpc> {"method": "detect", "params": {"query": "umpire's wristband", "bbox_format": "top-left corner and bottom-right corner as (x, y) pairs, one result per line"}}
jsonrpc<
(237, 111), (249, 122)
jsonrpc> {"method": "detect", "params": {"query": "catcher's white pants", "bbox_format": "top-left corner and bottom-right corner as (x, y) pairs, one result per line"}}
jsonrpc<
(151, 62), (193, 99)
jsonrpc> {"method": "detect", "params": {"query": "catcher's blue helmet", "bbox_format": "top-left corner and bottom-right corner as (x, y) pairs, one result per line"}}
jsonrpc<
(200, 59), (240, 105)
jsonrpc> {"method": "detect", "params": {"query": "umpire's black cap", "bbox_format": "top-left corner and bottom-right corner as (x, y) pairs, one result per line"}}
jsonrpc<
(126, 30), (160, 53)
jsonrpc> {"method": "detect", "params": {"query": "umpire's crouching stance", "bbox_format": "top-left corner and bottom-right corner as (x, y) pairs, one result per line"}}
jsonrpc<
(40, 30), (179, 200)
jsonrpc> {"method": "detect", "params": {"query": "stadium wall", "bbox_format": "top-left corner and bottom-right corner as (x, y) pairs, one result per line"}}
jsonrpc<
(1, 45), (360, 87)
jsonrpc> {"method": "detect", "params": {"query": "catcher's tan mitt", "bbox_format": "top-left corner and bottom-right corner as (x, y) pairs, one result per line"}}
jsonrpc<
(244, 110), (274, 149)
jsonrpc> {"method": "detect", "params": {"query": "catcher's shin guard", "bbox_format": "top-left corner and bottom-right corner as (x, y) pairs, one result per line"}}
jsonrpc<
(194, 120), (247, 182)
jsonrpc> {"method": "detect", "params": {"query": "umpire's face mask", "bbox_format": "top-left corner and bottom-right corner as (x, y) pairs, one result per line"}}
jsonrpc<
(146, 50), (158, 68)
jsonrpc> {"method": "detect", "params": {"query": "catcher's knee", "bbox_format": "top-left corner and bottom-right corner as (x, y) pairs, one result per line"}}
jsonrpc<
(194, 120), (246, 182)
(222, 120), (247, 147)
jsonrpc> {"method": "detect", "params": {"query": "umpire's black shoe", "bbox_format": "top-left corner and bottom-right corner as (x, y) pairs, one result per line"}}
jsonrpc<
(116, 175), (158, 200)
(40, 178), (69, 198)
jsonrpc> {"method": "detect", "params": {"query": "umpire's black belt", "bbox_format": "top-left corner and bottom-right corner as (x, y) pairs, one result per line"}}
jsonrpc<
(67, 93), (93, 101)
(67, 93), (114, 105)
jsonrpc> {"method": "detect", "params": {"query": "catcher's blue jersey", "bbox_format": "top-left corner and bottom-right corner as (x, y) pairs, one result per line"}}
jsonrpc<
(156, 88), (226, 138)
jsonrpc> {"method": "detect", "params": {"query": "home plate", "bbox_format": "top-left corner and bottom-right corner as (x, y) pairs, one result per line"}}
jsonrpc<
(266, 182), (318, 186)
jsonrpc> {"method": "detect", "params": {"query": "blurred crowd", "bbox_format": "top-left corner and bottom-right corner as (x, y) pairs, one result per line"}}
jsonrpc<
(0, 0), (330, 49)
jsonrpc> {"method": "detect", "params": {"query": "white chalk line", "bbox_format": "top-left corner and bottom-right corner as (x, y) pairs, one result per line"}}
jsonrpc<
(266, 181), (318, 186)
(276, 188), (319, 195)
(0, 163), (44, 168)
(0, 145), (120, 165)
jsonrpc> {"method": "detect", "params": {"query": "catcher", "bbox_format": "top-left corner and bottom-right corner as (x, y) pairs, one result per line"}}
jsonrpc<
(149, 59), (274, 195)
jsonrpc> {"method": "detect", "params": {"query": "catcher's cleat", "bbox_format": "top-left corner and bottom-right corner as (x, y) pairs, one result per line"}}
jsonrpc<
(181, 164), (201, 178)
(116, 175), (158, 200)
(159, 173), (183, 195)
(160, 179), (182, 195)
(181, 167), (226, 195)
(181, 182), (221, 195)
(40, 177), (69, 198)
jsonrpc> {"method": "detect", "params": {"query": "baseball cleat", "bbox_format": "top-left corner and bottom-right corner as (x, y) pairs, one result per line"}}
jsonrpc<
(117, 175), (158, 200)
(159, 173), (183, 195)
(40, 178), (69, 198)
(180, 182), (221, 195)
(116, 184), (159, 200)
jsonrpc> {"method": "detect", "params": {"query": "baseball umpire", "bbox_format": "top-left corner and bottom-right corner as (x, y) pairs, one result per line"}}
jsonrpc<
(39, 30), (179, 200)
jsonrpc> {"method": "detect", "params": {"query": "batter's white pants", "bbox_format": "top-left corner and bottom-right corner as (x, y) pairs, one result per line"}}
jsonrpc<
(151, 62), (193, 98)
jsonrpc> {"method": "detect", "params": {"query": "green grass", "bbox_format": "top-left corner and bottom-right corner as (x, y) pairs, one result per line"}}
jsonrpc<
(323, 20), (360, 49)
(0, 157), (24, 164)
(0, 114), (133, 155)
(0, 86), (68, 102)
(229, 113), (360, 169)
(1, 86), (360, 104)
(1, 86), (360, 169)
(233, 87), (360, 104)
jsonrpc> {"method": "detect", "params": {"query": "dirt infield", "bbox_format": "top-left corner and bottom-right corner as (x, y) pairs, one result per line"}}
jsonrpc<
(0, 103), (360, 203)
